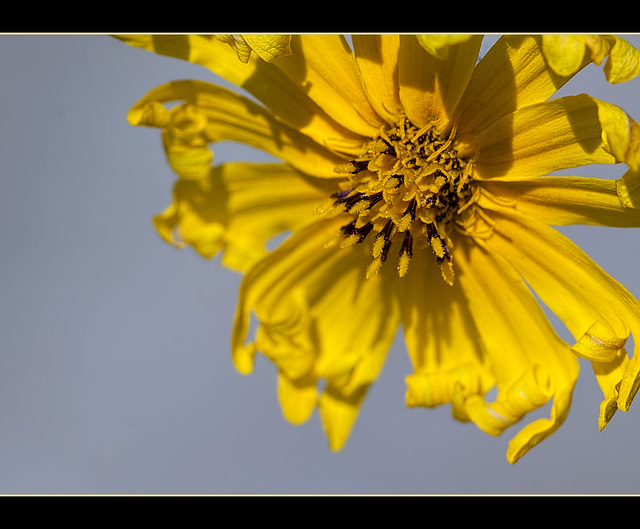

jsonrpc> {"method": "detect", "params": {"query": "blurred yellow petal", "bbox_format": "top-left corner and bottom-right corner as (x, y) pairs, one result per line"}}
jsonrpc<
(154, 162), (333, 271)
(278, 371), (318, 425)
(232, 217), (399, 449)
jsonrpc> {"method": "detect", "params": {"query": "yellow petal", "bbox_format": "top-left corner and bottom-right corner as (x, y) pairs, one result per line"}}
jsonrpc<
(571, 321), (628, 363)
(273, 35), (386, 137)
(128, 80), (347, 178)
(479, 176), (640, 227)
(153, 162), (333, 271)
(591, 352), (629, 429)
(216, 34), (292, 63)
(114, 35), (365, 154)
(454, 235), (578, 463)
(352, 34), (403, 125)
(398, 244), (494, 422)
(596, 97), (640, 171)
(541, 34), (588, 76)
(602, 35), (640, 83)
(617, 167), (640, 208)
(232, 217), (400, 449)
(415, 34), (475, 60)
(456, 35), (576, 141)
(505, 383), (575, 464)
(542, 34), (640, 83)
(479, 206), (640, 423)
(398, 35), (483, 131)
(278, 371), (318, 425)
(472, 95), (618, 179)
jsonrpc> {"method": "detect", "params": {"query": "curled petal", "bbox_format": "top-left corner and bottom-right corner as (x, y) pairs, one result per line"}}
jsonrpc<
(478, 205), (640, 427)
(115, 35), (365, 154)
(596, 98), (640, 171)
(464, 366), (554, 437)
(128, 80), (347, 178)
(571, 321), (628, 363)
(542, 34), (640, 83)
(162, 104), (213, 180)
(454, 235), (579, 463)
(603, 35), (640, 83)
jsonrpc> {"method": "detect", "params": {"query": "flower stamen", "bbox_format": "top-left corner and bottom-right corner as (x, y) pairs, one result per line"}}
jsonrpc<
(326, 117), (474, 284)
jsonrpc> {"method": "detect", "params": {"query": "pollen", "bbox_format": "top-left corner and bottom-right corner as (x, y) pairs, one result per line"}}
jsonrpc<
(324, 117), (474, 283)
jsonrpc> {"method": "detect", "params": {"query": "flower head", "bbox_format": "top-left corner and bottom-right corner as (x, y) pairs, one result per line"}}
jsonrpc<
(116, 34), (640, 463)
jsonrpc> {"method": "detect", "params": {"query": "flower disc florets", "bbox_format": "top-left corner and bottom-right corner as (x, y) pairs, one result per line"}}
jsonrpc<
(324, 117), (474, 284)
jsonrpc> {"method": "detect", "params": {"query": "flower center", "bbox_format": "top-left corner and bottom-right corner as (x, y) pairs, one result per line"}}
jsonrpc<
(322, 117), (475, 284)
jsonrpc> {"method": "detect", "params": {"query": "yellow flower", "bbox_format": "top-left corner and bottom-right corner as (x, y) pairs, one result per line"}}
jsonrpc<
(116, 34), (640, 463)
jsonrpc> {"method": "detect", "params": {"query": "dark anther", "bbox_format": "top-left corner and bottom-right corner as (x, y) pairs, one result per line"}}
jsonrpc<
(352, 160), (369, 173)
(404, 198), (417, 222)
(399, 230), (413, 257)
(366, 191), (384, 208)
(381, 138), (396, 156)
(341, 221), (373, 243)
(376, 219), (395, 262)
(344, 192), (365, 211)
(426, 222), (438, 241)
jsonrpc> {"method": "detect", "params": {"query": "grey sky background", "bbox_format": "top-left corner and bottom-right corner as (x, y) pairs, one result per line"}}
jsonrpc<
(1, 34), (640, 494)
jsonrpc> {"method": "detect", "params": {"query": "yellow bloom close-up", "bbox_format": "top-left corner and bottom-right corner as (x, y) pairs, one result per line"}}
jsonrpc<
(115, 34), (640, 464)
